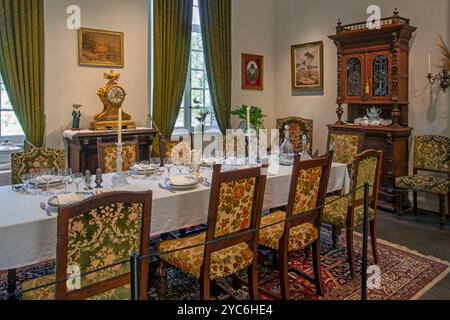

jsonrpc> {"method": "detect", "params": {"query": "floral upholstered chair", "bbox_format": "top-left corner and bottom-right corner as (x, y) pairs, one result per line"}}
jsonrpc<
(395, 135), (450, 226)
(258, 152), (333, 299)
(11, 148), (65, 185)
(97, 137), (139, 173)
(323, 150), (383, 278)
(327, 131), (364, 168)
(277, 117), (313, 154)
(156, 164), (268, 300)
(21, 191), (152, 300)
(158, 134), (192, 166)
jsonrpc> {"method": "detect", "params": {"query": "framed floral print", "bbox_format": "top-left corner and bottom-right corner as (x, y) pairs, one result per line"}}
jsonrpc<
(291, 41), (324, 91)
(242, 54), (264, 90)
(78, 28), (124, 68)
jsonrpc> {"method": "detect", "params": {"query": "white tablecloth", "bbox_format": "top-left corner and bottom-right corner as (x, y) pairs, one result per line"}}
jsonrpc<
(0, 163), (349, 270)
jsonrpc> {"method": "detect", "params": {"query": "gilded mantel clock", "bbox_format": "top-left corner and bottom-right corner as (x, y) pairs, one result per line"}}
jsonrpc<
(90, 70), (136, 130)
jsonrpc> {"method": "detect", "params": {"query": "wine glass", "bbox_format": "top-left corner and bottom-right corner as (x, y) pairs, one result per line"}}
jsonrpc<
(149, 158), (161, 180)
(163, 158), (174, 177)
(21, 173), (31, 194)
(58, 168), (72, 194)
(140, 160), (150, 178)
(40, 169), (56, 196)
(72, 172), (83, 193)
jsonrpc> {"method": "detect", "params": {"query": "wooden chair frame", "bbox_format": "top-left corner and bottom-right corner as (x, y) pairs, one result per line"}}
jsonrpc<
(55, 191), (152, 300)
(334, 149), (383, 278)
(97, 136), (139, 173)
(157, 164), (268, 300)
(258, 152), (333, 299)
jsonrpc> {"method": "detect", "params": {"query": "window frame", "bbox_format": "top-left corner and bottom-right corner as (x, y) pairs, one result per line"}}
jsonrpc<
(0, 75), (25, 144)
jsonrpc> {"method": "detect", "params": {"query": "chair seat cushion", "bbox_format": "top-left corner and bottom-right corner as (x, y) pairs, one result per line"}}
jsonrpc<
(259, 210), (319, 252)
(395, 175), (450, 195)
(21, 274), (131, 300)
(323, 196), (375, 228)
(157, 232), (254, 280)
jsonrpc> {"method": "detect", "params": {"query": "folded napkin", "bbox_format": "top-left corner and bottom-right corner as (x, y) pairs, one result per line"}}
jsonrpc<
(56, 193), (90, 205)
(169, 175), (198, 186)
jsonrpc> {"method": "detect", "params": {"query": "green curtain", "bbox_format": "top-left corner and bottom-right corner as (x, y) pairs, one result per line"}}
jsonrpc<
(0, 0), (45, 147)
(153, 0), (193, 141)
(198, 0), (232, 135)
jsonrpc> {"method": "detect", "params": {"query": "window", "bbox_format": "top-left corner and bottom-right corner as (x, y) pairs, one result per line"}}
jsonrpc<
(0, 75), (24, 140)
(175, 0), (218, 132)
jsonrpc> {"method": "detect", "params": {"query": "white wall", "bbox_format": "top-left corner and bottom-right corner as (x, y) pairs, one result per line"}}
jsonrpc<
(44, 0), (150, 148)
(274, 0), (450, 154)
(231, 0), (276, 129)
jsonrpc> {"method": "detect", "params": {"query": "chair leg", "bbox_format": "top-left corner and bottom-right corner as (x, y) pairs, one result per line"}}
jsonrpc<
(447, 192), (450, 219)
(278, 248), (290, 300)
(312, 240), (324, 296)
(346, 228), (355, 278)
(439, 195), (447, 227)
(248, 260), (259, 300)
(413, 191), (418, 215)
(369, 220), (378, 265)
(332, 226), (339, 247)
(199, 276), (211, 300)
(156, 259), (167, 300)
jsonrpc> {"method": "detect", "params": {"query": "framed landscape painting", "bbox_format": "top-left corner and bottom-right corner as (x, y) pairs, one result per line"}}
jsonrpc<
(78, 28), (124, 68)
(242, 53), (264, 90)
(291, 41), (323, 91)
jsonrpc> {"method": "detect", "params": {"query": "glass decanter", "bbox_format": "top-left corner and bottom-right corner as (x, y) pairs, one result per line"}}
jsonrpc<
(280, 125), (294, 166)
(300, 134), (312, 161)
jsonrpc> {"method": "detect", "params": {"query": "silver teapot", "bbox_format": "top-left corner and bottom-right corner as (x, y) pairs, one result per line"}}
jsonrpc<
(366, 106), (382, 120)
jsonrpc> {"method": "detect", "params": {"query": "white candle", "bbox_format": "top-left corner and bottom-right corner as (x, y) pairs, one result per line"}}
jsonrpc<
(428, 54), (431, 74)
(246, 106), (251, 130)
(118, 107), (122, 144)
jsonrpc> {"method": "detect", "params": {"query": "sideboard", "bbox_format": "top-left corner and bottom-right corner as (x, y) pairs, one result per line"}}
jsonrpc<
(64, 128), (158, 173)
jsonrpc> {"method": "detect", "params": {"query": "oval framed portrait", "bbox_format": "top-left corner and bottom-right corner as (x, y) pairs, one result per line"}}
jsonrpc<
(242, 53), (264, 90)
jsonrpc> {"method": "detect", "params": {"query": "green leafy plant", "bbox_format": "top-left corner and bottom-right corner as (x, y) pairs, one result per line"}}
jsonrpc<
(190, 106), (211, 132)
(438, 35), (450, 70)
(231, 105), (266, 131)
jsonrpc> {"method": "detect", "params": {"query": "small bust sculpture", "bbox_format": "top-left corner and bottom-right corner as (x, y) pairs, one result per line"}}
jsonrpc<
(72, 104), (82, 130)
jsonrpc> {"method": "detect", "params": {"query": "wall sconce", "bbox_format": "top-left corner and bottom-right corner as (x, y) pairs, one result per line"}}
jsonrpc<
(427, 69), (449, 92)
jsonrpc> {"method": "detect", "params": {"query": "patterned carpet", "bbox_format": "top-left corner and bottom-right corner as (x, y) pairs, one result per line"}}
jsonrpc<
(1, 228), (449, 300)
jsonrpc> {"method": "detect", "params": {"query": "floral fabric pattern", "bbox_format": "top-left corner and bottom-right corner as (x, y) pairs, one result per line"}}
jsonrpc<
(323, 196), (375, 228)
(277, 117), (313, 154)
(21, 275), (131, 300)
(328, 133), (362, 166)
(158, 232), (254, 280)
(396, 175), (450, 195)
(99, 142), (138, 173)
(259, 210), (319, 252)
(215, 178), (256, 237)
(22, 202), (144, 300)
(355, 156), (378, 201)
(293, 167), (323, 215)
(414, 136), (450, 173)
(11, 148), (65, 185)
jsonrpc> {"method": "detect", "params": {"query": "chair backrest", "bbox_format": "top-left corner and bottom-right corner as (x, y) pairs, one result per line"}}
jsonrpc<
(11, 148), (65, 185)
(284, 152), (333, 233)
(277, 117), (313, 155)
(413, 135), (450, 174)
(350, 149), (383, 208)
(97, 137), (139, 173)
(202, 164), (268, 278)
(158, 134), (193, 165)
(55, 191), (152, 300)
(327, 131), (364, 167)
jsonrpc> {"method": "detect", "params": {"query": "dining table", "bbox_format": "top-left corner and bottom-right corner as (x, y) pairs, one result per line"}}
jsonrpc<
(0, 161), (350, 297)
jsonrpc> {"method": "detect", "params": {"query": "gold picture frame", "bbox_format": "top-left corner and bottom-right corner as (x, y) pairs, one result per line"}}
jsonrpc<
(291, 41), (324, 91)
(78, 28), (124, 68)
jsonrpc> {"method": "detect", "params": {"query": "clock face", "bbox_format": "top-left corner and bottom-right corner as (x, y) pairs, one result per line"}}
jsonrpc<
(106, 86), (126, 106)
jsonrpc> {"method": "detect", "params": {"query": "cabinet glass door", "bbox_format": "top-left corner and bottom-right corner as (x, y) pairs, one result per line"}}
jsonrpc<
(372, 55), (389, 96)
(347, 58), (361, 96)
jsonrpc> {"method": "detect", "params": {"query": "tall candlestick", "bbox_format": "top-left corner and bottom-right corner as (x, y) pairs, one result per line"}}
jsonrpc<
(246, 106), (251, 131)
(118, 107), (122, 144)
(428, 54), (431, 74)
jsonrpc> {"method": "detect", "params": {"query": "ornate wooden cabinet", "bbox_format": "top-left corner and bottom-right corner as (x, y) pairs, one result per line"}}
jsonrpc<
(328, 10), (417, 211)
(64, 128), (157, 173)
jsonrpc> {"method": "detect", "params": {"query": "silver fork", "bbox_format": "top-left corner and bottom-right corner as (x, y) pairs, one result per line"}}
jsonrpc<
(40, 202), (52, 216)
(158, 182), (176, 194)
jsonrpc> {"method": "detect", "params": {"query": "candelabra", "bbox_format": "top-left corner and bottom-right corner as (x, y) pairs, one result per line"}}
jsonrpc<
(111, 143), (129, 187)
(427, 69), (449, 92)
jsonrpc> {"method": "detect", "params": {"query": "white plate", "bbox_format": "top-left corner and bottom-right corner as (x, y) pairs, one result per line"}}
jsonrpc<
(48, 192), (94, 207)
(166, 183), (199, 191)
(168, 175), (199, 187)
(30, 179), (64, 189)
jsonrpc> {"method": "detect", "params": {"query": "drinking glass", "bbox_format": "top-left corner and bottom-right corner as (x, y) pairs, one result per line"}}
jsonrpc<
(21, 173), (31, 194)
(163, 158), (174, 177)
(59, 168), (72, 194)
(72, 172), (83, 193)
(140, 160), (150, 178)
(149, 158), (161, 180)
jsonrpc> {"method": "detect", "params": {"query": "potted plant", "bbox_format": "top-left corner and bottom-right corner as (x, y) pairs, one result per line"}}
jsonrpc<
(231, 105), (266, 132)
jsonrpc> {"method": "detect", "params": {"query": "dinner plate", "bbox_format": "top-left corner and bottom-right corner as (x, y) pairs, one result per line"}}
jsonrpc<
(48, 192), (94, 208)
(167, 175), (199, 186)
(30, 179), (64, 189)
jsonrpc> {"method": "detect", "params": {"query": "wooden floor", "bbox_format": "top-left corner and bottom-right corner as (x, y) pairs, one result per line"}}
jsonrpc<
(365, 209), (450, 300)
